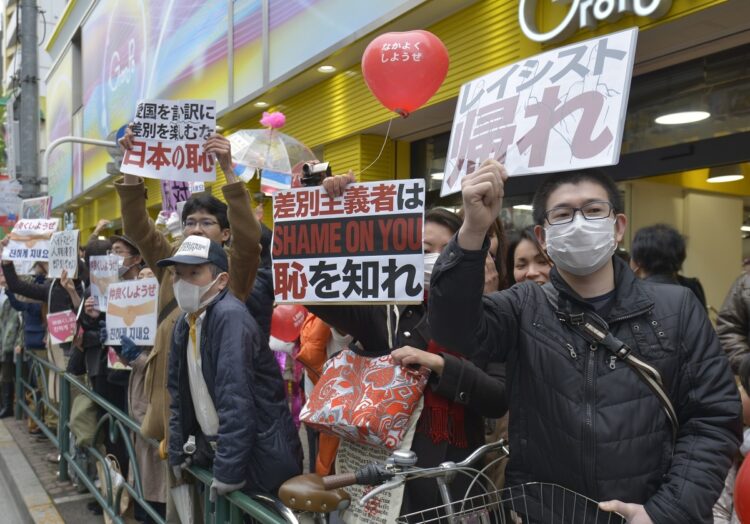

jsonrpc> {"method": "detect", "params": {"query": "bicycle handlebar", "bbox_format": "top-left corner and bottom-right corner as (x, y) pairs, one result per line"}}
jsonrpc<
(321, 472), (357, 490)
(322, 463), (394, 490)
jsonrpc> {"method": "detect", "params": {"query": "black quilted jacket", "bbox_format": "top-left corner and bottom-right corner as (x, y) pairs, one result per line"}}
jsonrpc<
(429, 237), (741, 524)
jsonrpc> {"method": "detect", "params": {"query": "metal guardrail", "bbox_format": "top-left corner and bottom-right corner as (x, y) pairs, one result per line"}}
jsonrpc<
(15, 349), (289, 524)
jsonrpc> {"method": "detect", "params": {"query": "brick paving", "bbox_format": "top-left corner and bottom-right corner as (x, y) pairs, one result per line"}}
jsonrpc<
(4, 417), (129, 523)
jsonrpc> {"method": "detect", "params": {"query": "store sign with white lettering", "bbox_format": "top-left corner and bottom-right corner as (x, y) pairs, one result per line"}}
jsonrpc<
(518, 0), (672, 43)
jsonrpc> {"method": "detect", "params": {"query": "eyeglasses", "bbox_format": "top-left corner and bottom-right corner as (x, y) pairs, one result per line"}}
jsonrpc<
(183, 219), (219, 231)
(544, 201), (614, 225)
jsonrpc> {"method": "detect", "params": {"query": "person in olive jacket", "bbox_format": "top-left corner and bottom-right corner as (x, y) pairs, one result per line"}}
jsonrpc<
(429, 162), (741, 524)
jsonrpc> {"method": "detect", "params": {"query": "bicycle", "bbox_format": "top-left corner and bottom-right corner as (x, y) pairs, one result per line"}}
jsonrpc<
(276, 439), (627, 524)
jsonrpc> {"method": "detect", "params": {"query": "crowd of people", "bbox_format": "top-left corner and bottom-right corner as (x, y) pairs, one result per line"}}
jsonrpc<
(0, 132), (747, 524)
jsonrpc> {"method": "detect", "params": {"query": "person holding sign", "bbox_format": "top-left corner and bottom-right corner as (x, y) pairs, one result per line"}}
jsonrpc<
(117, 125), (261, 451)
(158, 236), (301, 506)
(306, 174), (508, 516)
(428, 161), (741, 524)
(1, 237), (85, 434)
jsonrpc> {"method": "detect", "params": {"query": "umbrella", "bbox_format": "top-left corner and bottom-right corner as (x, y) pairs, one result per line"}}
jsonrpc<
(228, 129), (317, 176)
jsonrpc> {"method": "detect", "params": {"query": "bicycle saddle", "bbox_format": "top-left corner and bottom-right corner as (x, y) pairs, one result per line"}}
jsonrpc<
(278, 473), (351, 513)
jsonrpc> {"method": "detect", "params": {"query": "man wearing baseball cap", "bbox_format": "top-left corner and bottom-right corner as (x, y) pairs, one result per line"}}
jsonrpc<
(159, 236), (301, 504)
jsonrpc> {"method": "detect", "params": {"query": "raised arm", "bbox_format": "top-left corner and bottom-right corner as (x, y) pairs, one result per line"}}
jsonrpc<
(1, 262), (50, 302)
(116, 126), (175, 281)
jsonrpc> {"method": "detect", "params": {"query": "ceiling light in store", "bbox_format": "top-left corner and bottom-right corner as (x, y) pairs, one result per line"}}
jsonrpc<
(83, 196), (93, 201)
(741, 226), (750, 233)
(654, 111), (710, 125)
(430, 172), (444, 180)
(317, 65), (336, 74)
(513, 204), (534, 211)
(254, 101), (269, 108)
(707, 164), (744, 184)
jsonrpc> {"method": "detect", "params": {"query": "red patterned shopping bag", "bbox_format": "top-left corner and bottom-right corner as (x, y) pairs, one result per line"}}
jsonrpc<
(300, 349), (429, 449)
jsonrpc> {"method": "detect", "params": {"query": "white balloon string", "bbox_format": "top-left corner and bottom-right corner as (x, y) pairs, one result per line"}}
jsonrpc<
(355, 118), (394, 179)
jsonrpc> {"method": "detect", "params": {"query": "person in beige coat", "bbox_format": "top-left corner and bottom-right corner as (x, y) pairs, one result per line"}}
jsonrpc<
(117, 129), (260, 522)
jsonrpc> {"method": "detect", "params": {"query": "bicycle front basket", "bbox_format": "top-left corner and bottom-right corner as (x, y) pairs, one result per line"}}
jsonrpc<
(396, 482), (627, 524)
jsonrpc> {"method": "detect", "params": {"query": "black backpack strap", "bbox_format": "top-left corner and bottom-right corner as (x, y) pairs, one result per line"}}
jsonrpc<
(541, 284), (679, 447)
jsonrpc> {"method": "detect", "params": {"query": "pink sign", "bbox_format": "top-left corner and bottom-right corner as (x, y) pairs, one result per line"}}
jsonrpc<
(47, 310), (77, 345)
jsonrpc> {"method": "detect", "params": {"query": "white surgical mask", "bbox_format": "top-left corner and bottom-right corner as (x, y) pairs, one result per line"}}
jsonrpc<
(173, 275), (222, 313)
(545, 215), (616, 276)
(423, 252), (440, 290)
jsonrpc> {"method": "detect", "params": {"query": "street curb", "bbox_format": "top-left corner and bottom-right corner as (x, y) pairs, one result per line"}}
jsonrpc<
(0, 419), (64, 524)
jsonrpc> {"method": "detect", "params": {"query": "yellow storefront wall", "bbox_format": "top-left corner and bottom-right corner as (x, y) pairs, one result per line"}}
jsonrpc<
(75, 0), (725, 235)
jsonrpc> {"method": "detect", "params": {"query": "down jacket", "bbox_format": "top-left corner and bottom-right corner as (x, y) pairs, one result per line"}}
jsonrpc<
(167, 288), (302, 494)
(429, 237), (741, 524)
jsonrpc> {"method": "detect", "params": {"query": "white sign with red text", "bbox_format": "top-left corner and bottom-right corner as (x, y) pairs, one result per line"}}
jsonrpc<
(89, 255), (121, 310)
(120, 99), (217, 182)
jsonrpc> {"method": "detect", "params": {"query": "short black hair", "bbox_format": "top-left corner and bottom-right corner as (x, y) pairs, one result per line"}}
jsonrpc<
(425, 207), (462, 235)
(259, 223), (272, 268)
(181, 193), (230, 230)
(531, 169), (623, 226)
(631, 224), (686, 276)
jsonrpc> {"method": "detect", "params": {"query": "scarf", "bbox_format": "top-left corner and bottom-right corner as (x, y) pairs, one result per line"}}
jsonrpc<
(418, 339), (468, 448)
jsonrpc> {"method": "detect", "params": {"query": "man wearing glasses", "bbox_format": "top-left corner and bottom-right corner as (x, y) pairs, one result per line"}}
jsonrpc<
(115, 129), (261, 449)
(428, 161), (741, 524)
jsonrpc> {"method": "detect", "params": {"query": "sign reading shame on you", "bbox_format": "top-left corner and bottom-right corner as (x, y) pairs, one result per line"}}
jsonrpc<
(272, 179), (425, 304)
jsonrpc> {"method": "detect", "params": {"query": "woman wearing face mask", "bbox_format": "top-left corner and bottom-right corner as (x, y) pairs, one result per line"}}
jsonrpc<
(308, 182), (509, 516)
(507, 226), (553, 285)
(79, 237), (143, 510)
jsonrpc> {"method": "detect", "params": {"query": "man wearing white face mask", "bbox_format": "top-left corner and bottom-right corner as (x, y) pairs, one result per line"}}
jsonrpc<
(159, 236), (302, 510)
(429, 162), (741, 524)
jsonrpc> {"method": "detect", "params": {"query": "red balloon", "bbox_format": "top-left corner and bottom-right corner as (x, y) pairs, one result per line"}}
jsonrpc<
(736, 456), (750, 523)
(362, 30), (449, 117)
(271, 305), (308, 342)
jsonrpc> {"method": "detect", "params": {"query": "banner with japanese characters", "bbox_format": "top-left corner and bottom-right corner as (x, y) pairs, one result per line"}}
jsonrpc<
(120, 99), (217, 182)
(2, 219), (60, 262)
(272, 179), (425, 304)
(105, 278), (159, 346)
(48, 230), (80, 279)
(441, 28), (638, 196)
(89, 255), (121, 310)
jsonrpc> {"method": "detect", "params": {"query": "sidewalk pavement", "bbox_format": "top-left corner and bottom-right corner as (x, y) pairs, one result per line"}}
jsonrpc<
(1, 418), (117, 523)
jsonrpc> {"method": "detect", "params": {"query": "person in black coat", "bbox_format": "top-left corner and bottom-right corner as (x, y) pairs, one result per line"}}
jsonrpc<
(429, 164), (741, 523)
(246, 223), (273, 341)
(161, 236), (301, 501)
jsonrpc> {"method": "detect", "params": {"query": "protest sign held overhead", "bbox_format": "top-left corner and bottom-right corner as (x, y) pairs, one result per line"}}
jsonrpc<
(441, 28), (638, 196)
(273, 179), (425, 304)
(89, 255), (121, 310)
(20, 196), (53, 219)
(121, 99), (217, 182)
(48, 230), (80, 279)
(106, 277), (158, 346)
(3, 219), (59, 262)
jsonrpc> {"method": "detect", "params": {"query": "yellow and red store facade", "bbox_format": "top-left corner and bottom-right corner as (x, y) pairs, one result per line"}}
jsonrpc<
(45, 0), (750, 309)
